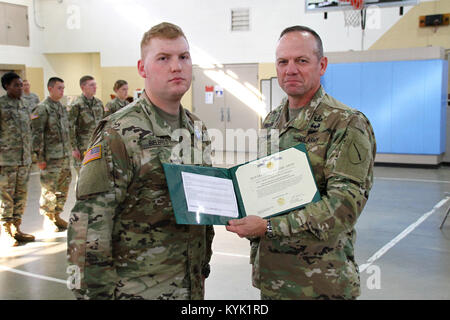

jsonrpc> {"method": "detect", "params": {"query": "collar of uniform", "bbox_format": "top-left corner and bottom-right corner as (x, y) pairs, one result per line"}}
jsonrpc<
(140, 91), (192, 137)
(3, 95), (22, 108)
(279, 85), (325, 132)
(45, 97), (62, 110)
(81, 94), (95, 106)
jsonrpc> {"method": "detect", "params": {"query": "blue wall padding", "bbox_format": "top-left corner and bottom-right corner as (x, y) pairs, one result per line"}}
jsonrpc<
(321, 59), (448, 155)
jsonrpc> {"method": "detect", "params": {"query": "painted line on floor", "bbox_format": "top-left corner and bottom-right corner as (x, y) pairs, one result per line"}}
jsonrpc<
(375, 177), (450, 184)
(0, 264), (67, 285)
(359, 196), (450, 273)
(214, 251), (250, 259)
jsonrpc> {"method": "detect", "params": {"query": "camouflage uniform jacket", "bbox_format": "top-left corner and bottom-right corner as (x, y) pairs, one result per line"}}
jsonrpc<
(22, 92), (40, 110)
(104, 97), (129, 118)
(0, 95), (32, 166)
(68, 95), (104, 153)
(252, 86), (376, 299)
(67, 92), (214, 300)
(31, 97), (71, 162)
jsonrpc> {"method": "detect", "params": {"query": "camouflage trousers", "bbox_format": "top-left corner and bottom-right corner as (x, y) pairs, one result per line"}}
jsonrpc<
(39, 158), (72, 216)
(0, 165), (31, 222)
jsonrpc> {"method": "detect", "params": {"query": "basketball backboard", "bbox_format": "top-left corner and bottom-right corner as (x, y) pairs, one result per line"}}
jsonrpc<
(305, 0), (418, 12)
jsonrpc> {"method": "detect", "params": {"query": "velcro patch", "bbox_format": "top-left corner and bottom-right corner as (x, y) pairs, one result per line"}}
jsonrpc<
(82, 145), (102, 166)
(30, 114), (39, 120)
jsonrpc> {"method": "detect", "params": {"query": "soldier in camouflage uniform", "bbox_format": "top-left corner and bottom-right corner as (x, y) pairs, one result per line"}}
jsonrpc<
(22, 79), (40, 111)
(226, 26), (376, 299)
(31, 77), (72, 232)
(67, 22), (214, 300)
(0, 72), (35, 246)
(103, 80), (130, 117)
(68, 75), (104, 175)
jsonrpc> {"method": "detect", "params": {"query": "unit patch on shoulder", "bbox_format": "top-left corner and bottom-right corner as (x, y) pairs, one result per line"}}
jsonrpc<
(82, 145), (102, 166)
(30, 114), (39, 120)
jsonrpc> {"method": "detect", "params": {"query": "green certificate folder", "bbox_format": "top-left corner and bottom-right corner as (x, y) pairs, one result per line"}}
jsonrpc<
(162, 143), (321, 225)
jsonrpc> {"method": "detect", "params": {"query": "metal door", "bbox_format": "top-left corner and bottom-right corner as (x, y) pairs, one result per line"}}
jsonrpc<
(192, 64), (261, 154)
(4, 3), (29, 47)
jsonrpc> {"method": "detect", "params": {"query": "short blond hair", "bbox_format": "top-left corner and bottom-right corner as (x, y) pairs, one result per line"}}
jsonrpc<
(140, 22), (187, 58)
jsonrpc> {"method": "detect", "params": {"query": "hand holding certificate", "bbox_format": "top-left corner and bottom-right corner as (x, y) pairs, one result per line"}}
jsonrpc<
(162, 143), (321, 225)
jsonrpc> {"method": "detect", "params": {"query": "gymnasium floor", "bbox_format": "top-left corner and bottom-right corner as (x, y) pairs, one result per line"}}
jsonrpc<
(0, 164), (449, 300)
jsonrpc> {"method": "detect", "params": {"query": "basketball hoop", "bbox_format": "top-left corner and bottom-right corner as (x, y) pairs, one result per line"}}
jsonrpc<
(341, 0), (367, 29)
(344, 9), (361, 28)
(343, 7), (367, 30)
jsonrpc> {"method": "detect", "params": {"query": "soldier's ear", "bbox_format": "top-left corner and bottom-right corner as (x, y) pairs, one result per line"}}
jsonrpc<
(137, 60), (146, 78)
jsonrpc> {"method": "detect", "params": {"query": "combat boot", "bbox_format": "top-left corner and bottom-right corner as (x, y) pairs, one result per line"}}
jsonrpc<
(0, 221), (19, 247)
(44, 213), (68, 232)
(11, 219), (35, 243)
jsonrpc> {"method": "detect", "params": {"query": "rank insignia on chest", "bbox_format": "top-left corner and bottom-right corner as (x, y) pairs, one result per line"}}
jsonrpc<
(82, 145), (102, 166)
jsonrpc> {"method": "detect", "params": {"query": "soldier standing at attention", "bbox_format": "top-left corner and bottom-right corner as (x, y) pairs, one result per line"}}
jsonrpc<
(22, 79), (40, 111)
(68, 75), (104, 175)
(31, 77), (71, 232)
(0, 72), (34, 246)
(67, 22), (214, 300)
(226, 26), (376, 300)
(103, 80), (130, 117)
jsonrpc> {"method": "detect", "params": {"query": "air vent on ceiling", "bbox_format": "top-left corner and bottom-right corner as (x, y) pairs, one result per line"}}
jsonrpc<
(231, 8), (250, 31)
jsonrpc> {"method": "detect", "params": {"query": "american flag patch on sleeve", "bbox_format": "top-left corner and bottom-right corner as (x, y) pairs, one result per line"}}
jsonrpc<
(30, 114), (39, 120)
(82, 145), (102, 166)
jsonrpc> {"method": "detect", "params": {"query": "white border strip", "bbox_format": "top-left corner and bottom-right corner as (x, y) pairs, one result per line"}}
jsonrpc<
(359, 197), (450, 272)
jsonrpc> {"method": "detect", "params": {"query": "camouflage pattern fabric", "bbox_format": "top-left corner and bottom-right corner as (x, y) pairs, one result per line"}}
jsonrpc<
(31, 97), (71, 162)
(67, 92), (214, 300)
(39, 158), (71, 216)
(0, 95), (32, 166)
(68, 94), (104, 171)
(22, 92), (40, 111)
(103, 97), (129, 118)
(0, 165), (31, 221)
(252, 86), (376, 300)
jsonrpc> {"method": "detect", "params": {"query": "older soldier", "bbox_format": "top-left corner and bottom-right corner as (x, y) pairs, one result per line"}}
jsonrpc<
(103, 80), (129, 117)
(22, 79), (40, 111)
(226, 26), (376, 299)
(68, 75), (104, 175)
(31, 77), (71, 232)
(0, 72), (34, 246)
(67, 22), (214, 300)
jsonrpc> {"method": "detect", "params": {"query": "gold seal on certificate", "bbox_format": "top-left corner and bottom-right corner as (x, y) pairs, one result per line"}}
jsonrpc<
(234, 147), (318, 218)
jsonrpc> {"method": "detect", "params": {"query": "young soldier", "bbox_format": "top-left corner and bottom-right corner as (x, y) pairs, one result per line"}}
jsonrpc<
(67, 22), (214, 300)
(31, 77), (71, 232)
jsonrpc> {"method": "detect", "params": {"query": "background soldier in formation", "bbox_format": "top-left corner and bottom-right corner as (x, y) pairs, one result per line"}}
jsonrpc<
(0, 72), (35, 246)
(103, 80), (129, 117)
(31, 77), (72, 232)
(226, 26), (376, 299)
(69, 75), (104, 175)
(67, 22), (214, 300)
(22, 79), (40, 111)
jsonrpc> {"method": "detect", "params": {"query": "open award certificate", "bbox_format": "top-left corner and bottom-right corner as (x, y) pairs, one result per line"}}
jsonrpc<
(162, 143), (321, 225)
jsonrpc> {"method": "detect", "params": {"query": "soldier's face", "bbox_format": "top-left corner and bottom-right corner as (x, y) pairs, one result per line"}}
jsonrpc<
(138, 36), (192, 102)
(276, 31), (327, 99)
(6, 78), (23, 99)
(81, 79), (97, 98)
(48, 81), (65, 101)
(115, 84), (128, 101)
(23, 80), (30, 93)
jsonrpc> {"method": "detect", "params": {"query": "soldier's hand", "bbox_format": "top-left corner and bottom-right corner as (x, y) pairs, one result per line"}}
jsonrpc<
(226, 216), (267, 238)
(37, 162), (47, 170)
(72, 149), (81, 160)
